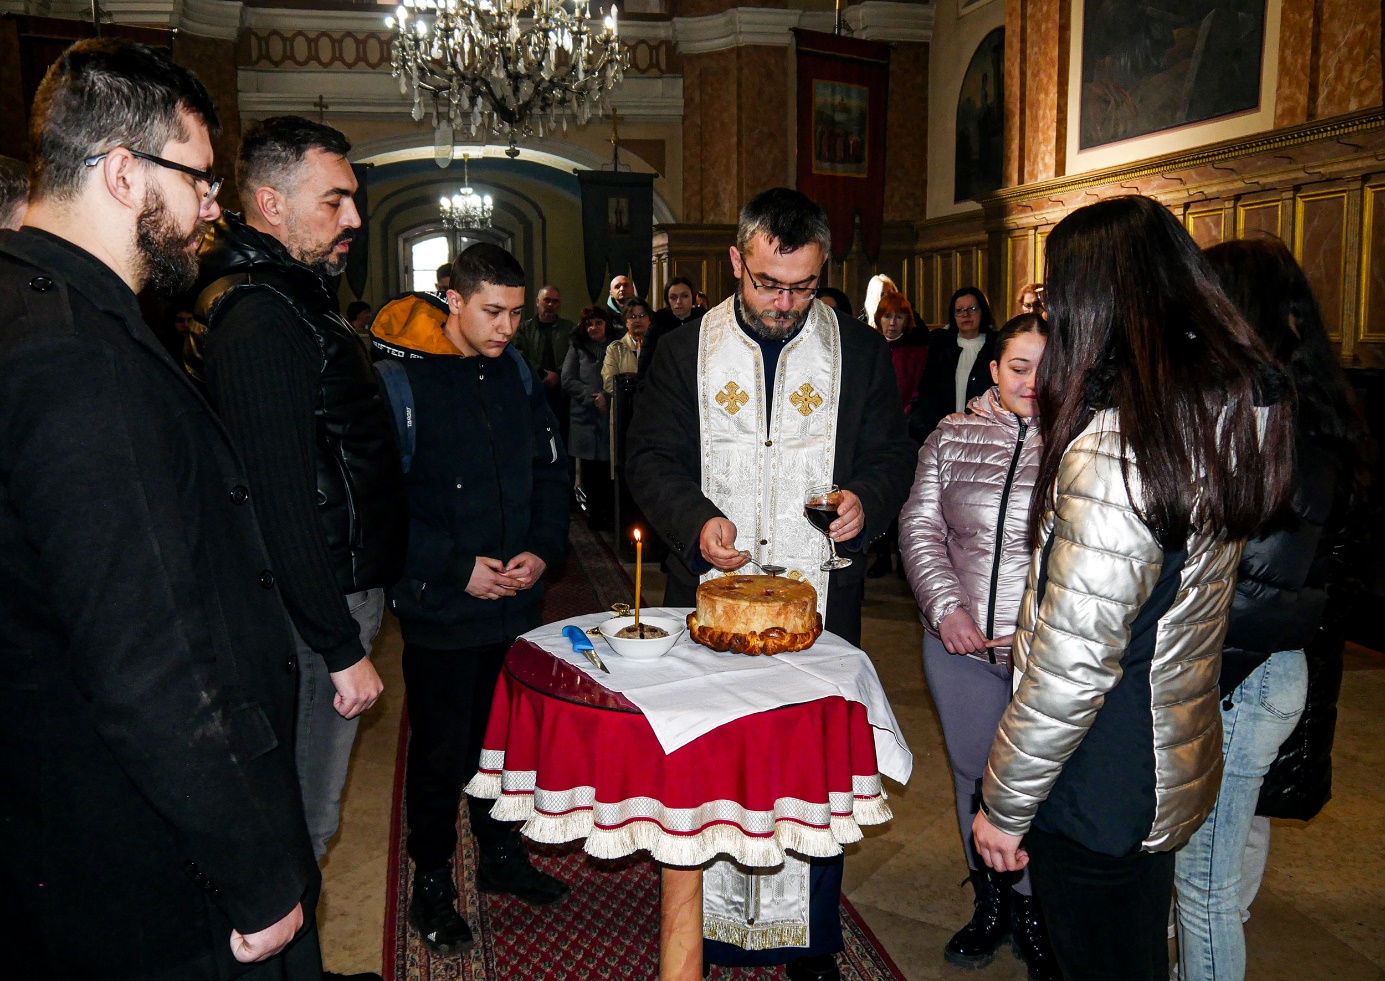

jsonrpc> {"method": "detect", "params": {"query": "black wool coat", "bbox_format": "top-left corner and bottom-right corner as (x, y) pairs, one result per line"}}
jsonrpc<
(626, 303), (916, 641)
(907, 325), (998, 443)
(0, 229), (317, 980)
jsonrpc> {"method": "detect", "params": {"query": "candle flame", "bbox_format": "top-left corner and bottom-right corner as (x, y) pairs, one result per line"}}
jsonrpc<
(633, 528), (642, 542)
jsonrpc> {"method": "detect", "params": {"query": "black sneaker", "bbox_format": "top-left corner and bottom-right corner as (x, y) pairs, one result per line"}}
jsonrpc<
(476, 840), (571, 906)
(944, 868), (1011, 969)
(408, 863), (474, 956)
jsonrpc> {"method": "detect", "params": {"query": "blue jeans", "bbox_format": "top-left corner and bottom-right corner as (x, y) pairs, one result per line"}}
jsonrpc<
(294, 588), (386, 860)
(1174, 649), (1308, 981)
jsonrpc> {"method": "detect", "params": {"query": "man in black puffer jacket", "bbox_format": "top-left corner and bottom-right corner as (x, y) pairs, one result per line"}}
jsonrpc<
(371, 244), (570, 958)
(187, 117), (407, 927)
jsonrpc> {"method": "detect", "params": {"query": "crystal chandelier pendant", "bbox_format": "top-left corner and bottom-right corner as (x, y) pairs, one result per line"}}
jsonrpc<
(389, 0), (627, 159)
(439, 154), (494, 231)
(434, 120), (454, 168)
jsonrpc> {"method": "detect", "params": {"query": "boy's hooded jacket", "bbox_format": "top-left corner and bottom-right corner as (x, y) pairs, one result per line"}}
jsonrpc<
(371, 294), (568, 648)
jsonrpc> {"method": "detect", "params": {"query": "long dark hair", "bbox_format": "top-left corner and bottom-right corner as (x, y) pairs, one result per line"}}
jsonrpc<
(947, 287), (995, 334)
(1033, 196), (1293, 550)
(1204, 238), (1364, 450)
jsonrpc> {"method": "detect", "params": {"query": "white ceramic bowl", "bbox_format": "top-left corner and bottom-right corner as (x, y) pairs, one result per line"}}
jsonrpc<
(597, 615), (686, 661)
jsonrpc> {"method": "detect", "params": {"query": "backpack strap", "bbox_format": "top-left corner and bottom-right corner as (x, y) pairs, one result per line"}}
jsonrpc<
(373, 358), (415, 474)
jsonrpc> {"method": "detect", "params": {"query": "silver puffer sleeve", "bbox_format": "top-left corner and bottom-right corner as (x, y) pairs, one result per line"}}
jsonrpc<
(899, 429), (970, 630)
(980, 426), (1165, 837)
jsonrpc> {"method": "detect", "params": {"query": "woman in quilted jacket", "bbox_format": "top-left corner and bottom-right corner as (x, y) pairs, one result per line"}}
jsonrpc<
(899, 313), (1057, 980)
(970, 195), (1294, 981)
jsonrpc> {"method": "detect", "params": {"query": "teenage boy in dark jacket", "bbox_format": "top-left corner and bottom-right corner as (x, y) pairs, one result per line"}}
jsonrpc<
(371, 244), (570, 957)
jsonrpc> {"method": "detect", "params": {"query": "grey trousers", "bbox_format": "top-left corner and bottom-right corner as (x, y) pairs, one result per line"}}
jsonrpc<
(293, 588), (386, 861)
(921, 631), (1031, 894)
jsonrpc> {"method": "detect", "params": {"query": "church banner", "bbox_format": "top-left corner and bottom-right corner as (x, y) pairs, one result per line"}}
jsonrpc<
(577, 170), (655, 303)
(793, 29), (891, 262)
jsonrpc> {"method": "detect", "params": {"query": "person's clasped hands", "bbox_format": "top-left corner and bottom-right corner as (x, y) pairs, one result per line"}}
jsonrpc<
(467, 553), (548, 600)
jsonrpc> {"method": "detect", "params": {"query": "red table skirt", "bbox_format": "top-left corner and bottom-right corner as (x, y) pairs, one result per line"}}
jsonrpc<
(465, 641), (893, 868)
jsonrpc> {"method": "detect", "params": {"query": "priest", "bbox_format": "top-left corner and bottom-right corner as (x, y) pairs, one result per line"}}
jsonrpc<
(626, 188), (915, 981)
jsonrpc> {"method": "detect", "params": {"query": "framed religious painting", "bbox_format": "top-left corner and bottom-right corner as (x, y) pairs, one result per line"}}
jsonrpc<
(955, 27), (1006, 203)
(1065, 0), (1283, 174)
(812, 81), (871, 178)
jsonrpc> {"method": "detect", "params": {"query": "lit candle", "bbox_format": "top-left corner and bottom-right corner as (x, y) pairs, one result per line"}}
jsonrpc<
(633, 527), (643, 634)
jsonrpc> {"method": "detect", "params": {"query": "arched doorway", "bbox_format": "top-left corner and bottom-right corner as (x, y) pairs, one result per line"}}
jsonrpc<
(398, 222), (514, 294)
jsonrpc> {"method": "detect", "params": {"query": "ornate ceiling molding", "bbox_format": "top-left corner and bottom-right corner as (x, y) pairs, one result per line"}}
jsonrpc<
(672, 2), (932, 54)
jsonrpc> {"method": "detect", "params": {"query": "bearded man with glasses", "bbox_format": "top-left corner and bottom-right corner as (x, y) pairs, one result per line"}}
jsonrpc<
(0, 39), (323, 978)
(626, 187), (915, 981)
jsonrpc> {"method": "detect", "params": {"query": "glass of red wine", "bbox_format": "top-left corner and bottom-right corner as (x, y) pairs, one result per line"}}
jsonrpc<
(804, 483), (851, 571)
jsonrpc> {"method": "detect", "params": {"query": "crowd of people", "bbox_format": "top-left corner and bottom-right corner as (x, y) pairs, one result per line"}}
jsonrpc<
(0, 36), (1364, 981)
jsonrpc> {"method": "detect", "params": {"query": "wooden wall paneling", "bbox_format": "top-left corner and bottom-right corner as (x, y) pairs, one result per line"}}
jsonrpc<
(1341, 181), (1364, 361)
(1186, 203), (1226, 249)
(938, 251), (956, 316)
(1360, 180), (1385, 344)
(1295, 188), (1351, 341)
(1006, 231), (1034, 315)
(1035, 228), (1050, 287)
(1236, 197), (1284, 239)
(922, 254), (937, 325)
(978, 247), (989, 304)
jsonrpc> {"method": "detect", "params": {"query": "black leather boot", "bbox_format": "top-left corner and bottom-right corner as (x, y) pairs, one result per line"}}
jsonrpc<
(408, 863), (473, 956)
(1011, 891), (1062, 981)
(785, 953), (841, 981)
(476, 836), (571, 906)
(943, 868), (1011, 969)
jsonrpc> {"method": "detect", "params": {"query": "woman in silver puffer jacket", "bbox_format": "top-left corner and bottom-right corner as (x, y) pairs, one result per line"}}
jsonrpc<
(899, 314), (1056, 980)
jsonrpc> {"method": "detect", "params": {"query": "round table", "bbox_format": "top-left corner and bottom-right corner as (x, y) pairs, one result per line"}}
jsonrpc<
(465, 638), (896, 980)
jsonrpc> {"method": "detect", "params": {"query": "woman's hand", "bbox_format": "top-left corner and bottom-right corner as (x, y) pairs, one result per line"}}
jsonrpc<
(938, 608), (990, 655)
(972, 810), (1028, 872)
(593, 392), (608, 413)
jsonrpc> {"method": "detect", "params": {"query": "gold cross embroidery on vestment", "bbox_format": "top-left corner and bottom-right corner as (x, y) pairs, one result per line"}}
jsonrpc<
(716, 381), (750, 415)
(789, 383), (824, 417)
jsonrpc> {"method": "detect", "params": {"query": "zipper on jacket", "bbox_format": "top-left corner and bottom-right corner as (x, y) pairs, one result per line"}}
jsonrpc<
(984, 420), (1027, 663)
(475, 359), (508, 602)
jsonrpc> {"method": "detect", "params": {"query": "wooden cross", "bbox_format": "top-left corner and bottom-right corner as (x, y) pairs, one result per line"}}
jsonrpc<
(314, 95), (330, 123)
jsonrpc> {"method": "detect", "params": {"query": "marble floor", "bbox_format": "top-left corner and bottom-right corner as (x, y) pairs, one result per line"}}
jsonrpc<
(318, 552), (1385, 980)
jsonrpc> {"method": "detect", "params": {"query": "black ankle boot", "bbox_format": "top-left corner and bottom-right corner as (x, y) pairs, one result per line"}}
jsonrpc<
(476, 836), (571, 906)
(944, 868), (1011, 969)
(1011, 891), (1062, 981)
(408, 863), (473, 956)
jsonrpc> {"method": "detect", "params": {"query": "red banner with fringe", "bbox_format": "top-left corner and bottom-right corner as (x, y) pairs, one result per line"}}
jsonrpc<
(794, 29), (891, 262)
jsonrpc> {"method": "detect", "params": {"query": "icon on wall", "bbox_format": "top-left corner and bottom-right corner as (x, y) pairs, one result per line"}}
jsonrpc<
(955, 27), (1005, 203)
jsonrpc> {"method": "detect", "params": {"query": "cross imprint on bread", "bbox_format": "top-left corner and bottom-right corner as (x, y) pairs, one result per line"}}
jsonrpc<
(716, 381), (750, 415)
(789, 383), (823, 416)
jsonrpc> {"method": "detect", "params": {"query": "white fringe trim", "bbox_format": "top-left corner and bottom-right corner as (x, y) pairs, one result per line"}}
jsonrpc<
(852, 795), (894, 827)
(463, 771), (502, 799)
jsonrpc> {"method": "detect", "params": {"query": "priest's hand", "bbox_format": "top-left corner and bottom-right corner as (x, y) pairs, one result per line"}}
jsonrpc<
(700, 518), (749, 571)
(828, 488), (864, 542)
(972, 811), (1028, 873)
(230, 902), (303, 963)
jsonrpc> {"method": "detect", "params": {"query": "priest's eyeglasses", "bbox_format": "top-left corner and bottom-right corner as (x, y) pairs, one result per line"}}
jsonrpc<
(84, 149), (223, 204)
(744, 267), (819, 301)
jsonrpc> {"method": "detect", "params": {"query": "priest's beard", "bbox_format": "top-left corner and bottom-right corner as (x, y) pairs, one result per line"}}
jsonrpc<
(736, 287), (808, 341)
(136, 185), (207, 295)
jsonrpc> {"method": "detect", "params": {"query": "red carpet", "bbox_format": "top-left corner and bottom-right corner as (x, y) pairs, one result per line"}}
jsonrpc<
(382, 521), (906, 980)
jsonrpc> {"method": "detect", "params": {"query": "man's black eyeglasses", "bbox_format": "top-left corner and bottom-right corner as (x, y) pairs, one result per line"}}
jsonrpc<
(84, 149), (222, 204)
(744, 266), (819, 301)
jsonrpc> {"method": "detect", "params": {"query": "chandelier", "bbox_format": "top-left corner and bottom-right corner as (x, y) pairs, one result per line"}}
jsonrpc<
(386, 0), (627, 161)
(439, 155), (494, 229)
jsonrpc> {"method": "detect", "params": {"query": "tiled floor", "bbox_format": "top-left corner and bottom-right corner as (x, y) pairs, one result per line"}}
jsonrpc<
(319, 555), (1385, 979)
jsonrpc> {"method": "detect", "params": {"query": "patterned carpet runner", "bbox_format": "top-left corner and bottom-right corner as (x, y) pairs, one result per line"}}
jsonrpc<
(382, 520), (906, 980)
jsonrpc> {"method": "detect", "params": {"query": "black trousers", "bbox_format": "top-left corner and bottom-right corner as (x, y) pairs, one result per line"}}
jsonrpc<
(402, 639), (514, 870)
(1025, 828), (1175, 981)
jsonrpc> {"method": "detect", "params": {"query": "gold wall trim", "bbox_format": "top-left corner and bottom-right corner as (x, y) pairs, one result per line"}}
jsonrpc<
(977, 107), (1385, 208)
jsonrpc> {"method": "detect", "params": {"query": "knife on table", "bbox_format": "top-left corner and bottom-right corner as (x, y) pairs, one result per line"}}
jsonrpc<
(562, 625), (611, 674)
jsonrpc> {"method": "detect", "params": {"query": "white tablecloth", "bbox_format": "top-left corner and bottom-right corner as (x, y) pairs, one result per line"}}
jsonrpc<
(520, 608), (913, 784)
